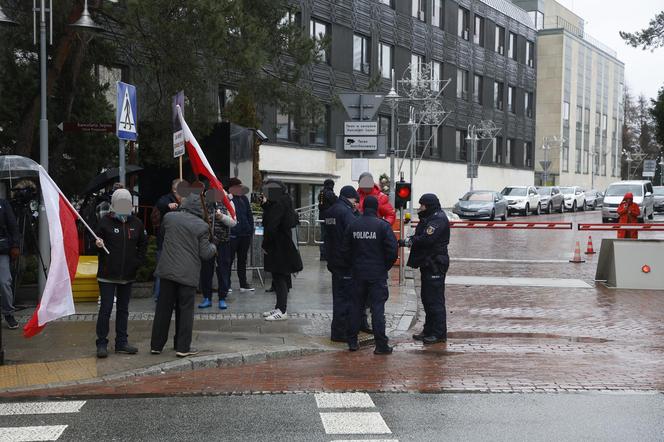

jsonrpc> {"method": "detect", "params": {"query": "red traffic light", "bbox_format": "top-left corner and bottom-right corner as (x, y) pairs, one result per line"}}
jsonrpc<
(397, 186), (411, 199)
(395, 181), (412, 209)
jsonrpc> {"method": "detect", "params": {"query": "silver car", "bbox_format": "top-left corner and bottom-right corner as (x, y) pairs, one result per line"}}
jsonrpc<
(601, 181), (655, 223)
(453, 190), (509, 220)
(536, 186), (564, 214)
(653, 186), (664, 213)
(585, 189), (604, 210)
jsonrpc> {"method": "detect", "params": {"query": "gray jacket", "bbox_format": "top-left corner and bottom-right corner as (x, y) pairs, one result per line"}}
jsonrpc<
(156, 193), (217, 287)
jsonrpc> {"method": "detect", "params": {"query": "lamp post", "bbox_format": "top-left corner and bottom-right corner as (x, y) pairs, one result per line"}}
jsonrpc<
(386, 69), (400, 207)
(1, 1), (102, 296)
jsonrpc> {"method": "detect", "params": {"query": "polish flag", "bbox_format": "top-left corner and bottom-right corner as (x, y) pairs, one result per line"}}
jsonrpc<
(177, 105), (236, 219)
(23, 167), (80, 338)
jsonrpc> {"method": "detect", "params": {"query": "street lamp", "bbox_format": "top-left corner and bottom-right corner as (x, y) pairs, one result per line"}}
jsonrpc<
(622, 150), (633, 180)
(1, 1), (102, 296)
(386, 69), (400, 207)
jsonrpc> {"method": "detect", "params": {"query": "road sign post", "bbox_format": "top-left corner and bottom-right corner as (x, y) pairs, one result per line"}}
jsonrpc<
(173, 91), (185, 179)
(643, 159), (656, 178)
(116, 82), (138, 186)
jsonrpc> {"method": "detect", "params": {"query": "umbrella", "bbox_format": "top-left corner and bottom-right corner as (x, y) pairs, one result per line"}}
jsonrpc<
(82, 165), (143, 195)
(0, 155), (40, 180)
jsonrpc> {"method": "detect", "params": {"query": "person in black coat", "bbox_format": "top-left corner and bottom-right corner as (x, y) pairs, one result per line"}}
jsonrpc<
(342, 195), (398, 354)
(322, 185), (360, 342)
(0, 198), (20, 329)
(94, 189), (148, 358)
(260, 181), (303, 321)
(228, 178), (255, 292)
(318, 179), (337, 261)
(399, 193), (450, 345)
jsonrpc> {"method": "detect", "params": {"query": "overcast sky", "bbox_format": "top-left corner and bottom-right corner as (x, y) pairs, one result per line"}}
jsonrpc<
(555, 0), (663, 101)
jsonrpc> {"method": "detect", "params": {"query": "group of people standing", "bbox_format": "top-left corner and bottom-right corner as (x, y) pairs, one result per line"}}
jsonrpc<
(320, 172), (451, 354)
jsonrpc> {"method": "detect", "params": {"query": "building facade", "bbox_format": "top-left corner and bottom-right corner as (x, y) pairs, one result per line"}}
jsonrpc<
(513, 0), (625, 191)
(250, 0), (538, 208)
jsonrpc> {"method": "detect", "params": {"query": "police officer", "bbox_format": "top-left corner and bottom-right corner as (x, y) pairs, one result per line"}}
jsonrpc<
(342, 196), (398, 354)
(322, 186), (360, 342)
(399, 193), (449, 345)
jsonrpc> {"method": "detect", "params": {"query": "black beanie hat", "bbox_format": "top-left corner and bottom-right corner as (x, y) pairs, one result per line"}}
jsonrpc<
(340, 185), (359, 200)
(323, 179), (335, 189)
(419, 193), (440, 207)
(364, 195), (379, 211)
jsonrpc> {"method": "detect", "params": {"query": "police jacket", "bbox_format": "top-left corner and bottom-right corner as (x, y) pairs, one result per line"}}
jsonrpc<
(322, 196), (358, 271)
(95, 214), (148, 282)
(341, 208), (398, 280)
(407, 209), (450, 273)
(0, 199), (19, 255)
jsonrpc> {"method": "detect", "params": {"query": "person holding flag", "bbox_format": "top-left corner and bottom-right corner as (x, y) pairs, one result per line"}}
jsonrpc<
(93, 189), (147, 358)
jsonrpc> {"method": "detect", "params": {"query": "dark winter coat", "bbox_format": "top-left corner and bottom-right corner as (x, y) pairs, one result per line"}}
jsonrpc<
(0, 199), (19, 254)
(156, 194), (217, 287)
(261, 193), (303, 275)
(231, 195), (254, 238)
(95, 214), (148, 282)
(407, 209), (450, 274)
(341, 207), (398, 281)
(155, 192), (180, 249)
(322, 196), (358, 271)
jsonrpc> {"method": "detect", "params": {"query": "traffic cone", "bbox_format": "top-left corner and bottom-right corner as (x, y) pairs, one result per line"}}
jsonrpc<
(569, 241), (585, 263)
(585, 236), (596, 255)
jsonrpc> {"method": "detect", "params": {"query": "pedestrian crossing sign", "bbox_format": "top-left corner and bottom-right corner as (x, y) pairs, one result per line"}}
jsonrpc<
(116, 81), (138, 141)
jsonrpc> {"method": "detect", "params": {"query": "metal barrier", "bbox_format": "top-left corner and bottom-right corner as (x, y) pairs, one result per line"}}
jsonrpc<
(246, 217), (265, 287)
(450, 221), (573, 230)
(296, 204), (324, 245)
(578, 223), (664, 231)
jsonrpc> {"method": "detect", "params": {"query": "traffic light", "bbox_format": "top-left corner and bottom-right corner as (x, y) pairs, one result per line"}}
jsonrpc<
(395, 181), (412, 210)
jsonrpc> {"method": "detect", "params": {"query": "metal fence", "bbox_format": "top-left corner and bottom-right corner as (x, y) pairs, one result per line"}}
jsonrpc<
(296, 204), (323, 246)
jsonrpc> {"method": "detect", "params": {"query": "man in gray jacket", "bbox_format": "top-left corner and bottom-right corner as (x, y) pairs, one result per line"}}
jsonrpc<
(150, 191), (217, 357)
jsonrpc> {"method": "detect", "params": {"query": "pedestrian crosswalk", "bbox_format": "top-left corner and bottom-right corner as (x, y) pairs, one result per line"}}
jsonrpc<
(0, 400), (85, 441)
(316, 393), (398, 441)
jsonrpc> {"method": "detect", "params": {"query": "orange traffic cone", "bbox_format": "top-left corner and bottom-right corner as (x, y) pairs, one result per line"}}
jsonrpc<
(569, 241), (586, 263)
(585, 236), (596, 255)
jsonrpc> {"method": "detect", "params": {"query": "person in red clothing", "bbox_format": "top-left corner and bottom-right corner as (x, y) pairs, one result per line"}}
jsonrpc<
(357, 172), (396, 226)
(617, 192), (641, 239)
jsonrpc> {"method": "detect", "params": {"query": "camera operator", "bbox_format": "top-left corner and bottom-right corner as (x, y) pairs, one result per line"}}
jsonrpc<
(0, 196), (20, 329)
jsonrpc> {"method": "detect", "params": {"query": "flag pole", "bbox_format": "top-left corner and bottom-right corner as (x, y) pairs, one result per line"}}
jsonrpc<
(38, 166), (110, 254)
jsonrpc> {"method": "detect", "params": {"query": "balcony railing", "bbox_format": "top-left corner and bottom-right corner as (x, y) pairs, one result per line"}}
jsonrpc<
(543, 17), (617, 58)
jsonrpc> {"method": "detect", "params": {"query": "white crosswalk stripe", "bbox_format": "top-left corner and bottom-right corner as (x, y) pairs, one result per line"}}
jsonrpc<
(316, 393), (397, 440)
(0, 400), (86, 441)
(315, 393), (375, 409)
(0, 425), (68, 441)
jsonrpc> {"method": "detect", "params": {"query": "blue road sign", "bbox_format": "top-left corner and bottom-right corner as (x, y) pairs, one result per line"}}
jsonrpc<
(116, 82), (138, 141)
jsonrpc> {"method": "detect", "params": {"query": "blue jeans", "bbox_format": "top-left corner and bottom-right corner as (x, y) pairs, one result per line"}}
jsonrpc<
(200, 242), (231, 300)
(0, 255), (14, 315)
(96, 281), (132, 347)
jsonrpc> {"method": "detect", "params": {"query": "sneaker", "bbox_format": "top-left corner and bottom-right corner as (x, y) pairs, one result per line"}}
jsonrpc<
(374, 345), (393, 355)
(96, 345), (108, 359)
(265, 311), (287, 321)
(115, 344), (138, 354)
(228, 288), (233, 293)
(4, 315), (18, 330)
(198, 298), (212, 309)
(218, 299), (228, 310)
(176, 348), (199, 358)
(239, 286), (255, 292)
(150, 349), (161, 355)
(262, 309), (279, 318)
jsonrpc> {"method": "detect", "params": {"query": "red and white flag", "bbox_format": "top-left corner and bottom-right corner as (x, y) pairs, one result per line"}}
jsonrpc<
(177, 105), (236, 219)
(23, 167), (80, 338)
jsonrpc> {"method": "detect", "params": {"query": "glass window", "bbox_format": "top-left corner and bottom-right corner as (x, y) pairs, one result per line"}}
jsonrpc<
(411, 53), (424, 83)
(473, 15), (484, 46)
(432, 61), (442, 92)
(562, 142), (569, 172)
(379, 42), (393, 79)
(457, 68), (469, 99)
(458, 7), (470, 40)
(525, 91), (533, 118)
(310, 18), (329, 63)
(528, 11), (545, 30)
(379, 0), (394, 7)
(526, 40), (534, 67)
(276, 111), (296, 142)
(495, 25), (505, 54)
(431, 0), (442, 28)
(455, 129), (468, 161)
(473, 74), (483, 104)
(494, 136), (503, 163)
(508, 32), (517, 60)
(412, 0), (425, 21)
(506, 138), (513, 165)
(353, 34), (370, 74)
(563, 101), (570, 122)
(494, 81), (504, 110)
(507, 85), (515, 113)
(602, 114), (608, 131)
(378, 115), (391, 148)
(524, 141), (533, 167)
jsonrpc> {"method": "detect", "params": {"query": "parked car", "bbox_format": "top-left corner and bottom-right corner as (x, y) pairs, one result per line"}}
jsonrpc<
(501, 186), (541, 216)
(585, 189), (604, 210)
(601, 180), (655, 223)
(453, 190), (509, 220)
(536, 186), (564, 214)
(653, 186), (664, 213)
(560, 186), (587, 212)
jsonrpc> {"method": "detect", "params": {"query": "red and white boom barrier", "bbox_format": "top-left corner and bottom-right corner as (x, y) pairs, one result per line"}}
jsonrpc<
(450, 221), (573, 230)
(578, 223), (664, 232)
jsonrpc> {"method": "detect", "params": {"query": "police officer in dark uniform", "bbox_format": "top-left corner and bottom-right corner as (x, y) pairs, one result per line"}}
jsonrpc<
(343, 196), (398, 354)
(399, 193), (449, 345)
(318, 179), (337, 261)
(322, 186), (360, 342)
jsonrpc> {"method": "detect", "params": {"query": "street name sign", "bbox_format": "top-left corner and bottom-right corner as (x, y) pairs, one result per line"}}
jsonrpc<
(57, 122), (114, 133)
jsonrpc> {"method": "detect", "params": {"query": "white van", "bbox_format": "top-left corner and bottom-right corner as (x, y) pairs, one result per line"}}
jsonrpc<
(601, 180), (655, 223)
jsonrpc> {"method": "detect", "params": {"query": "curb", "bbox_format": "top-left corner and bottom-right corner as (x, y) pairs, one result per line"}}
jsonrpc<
(0, 346), (332, 396)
